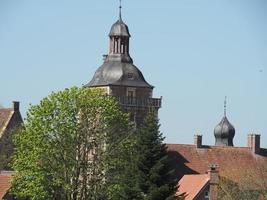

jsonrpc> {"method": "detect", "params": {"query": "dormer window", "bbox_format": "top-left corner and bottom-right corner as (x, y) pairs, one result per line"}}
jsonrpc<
(127, 73), (134, 80)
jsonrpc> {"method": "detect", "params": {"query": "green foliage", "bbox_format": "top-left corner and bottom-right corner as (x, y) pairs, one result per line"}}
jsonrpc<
(135, 111), (178, 200)
(100, 110), (180, 200)
(104, 136), (142, 200)
(218, 176), (262, 200)
(10, 88), (182, 200)
(11, 87), (133, 200)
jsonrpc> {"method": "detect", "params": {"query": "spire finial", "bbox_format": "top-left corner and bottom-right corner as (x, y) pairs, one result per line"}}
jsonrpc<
(119, 0), (122, 20)
(224, 96), (227, 117)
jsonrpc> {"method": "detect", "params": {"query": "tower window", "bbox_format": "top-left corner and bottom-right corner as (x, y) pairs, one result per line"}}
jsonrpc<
(127, 73), (134, 80)
(126, 87), (136, 98)
(127, 91), (134, 98)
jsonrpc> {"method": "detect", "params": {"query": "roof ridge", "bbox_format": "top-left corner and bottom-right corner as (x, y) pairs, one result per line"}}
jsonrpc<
(0, 171), (14, 176)
(167, 143), (253, 149)
(0, 108), (13, 111)
(166, 143), (195, 146)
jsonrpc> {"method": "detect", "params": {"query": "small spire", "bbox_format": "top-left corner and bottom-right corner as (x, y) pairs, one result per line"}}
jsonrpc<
(119, 0), (122, 21)
(224, 96), (227, 117)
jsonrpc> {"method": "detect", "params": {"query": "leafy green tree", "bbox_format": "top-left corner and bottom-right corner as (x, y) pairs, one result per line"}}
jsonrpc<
(218, 176), (262, 200)
(104, 135), (142, 200)
(135, 111), (178, 200)
(11, 87), (133, 200)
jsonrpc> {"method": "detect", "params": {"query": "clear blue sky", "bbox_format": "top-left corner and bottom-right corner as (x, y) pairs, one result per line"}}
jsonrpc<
(1, 0), (266, 147)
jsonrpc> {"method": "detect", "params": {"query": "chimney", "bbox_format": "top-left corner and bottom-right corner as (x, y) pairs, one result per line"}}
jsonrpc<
(208, 164), (219, 200)
(13, 101), (20, 111)
(194, 135), (202, 148)
(247, 134), (260, 154)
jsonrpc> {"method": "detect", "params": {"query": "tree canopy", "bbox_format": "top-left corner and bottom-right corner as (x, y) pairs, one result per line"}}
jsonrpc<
(11, 87), (180, 200)
(11, 87), (134, 200)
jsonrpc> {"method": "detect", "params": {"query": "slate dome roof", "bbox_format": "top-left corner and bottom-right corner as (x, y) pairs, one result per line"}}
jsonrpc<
(85, 61), (153, 88)
(86, 11), (152, 88)
(214, 116), (235, 139)
(109, 18), (131, 37)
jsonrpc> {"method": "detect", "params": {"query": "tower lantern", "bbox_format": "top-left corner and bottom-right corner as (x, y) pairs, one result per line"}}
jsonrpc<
(108, 6), (130, 57)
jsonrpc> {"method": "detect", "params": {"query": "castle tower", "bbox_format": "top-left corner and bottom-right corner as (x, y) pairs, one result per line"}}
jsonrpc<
(85, 6), (161, 125)
(214, 97), (235, 146)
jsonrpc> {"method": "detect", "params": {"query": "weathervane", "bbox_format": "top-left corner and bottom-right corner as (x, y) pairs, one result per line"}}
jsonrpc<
(224, 96), (227, 117)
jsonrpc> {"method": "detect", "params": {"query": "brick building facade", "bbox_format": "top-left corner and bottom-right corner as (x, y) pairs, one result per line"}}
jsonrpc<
(0, 102), (23, 170)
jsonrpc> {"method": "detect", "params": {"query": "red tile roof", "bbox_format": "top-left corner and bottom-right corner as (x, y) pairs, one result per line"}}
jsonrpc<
(0, 108), (14, 137)
(0, 171), (13, 199)
(177, 174), (209, 200)
(167, 144), (267, 189)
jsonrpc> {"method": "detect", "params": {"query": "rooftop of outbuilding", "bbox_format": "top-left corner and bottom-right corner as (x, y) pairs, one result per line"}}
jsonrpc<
(177, 174), (209, 200)
(167, 144), (267, 189)
(0, 171), (13, 199)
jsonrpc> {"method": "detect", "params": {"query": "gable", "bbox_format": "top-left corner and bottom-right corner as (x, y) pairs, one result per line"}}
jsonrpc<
(0, 109), (14, 138)
(178, 174), (209, 200)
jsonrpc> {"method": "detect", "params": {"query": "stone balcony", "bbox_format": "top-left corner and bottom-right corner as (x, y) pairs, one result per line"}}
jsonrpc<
(115, 96), (162, 108)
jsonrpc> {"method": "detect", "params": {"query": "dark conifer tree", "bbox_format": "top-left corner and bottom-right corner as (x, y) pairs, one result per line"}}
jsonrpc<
(136, 111), (179, 200)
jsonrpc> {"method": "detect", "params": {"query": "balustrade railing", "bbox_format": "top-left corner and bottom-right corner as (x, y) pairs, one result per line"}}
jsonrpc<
(115, 96), (162, 108)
